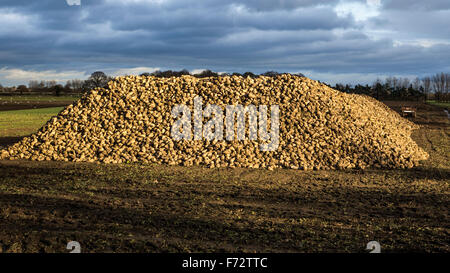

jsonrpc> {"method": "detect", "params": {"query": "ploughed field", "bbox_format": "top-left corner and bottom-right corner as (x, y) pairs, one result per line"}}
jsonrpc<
(0, 95), (78, 111)
(0, 98), (448, 253)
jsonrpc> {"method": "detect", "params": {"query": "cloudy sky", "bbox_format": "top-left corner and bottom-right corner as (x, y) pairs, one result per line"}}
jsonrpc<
(0, 0), (449, 86)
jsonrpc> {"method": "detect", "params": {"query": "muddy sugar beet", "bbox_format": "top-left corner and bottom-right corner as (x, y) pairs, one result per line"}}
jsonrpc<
(0, 74), (429, 170)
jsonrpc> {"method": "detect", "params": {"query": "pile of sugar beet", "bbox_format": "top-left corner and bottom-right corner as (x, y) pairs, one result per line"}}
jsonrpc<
(0, 74), (429, 170)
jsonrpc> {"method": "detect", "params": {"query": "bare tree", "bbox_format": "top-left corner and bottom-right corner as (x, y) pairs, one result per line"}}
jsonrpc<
(392, 77), (399, 90)
(440, 73), (446, 93)
(373, 78), (383, 99)
(422, 76), (431, 100)
(446, 73), (450, 94)
(432, 72), (445, 93)
(65, 80), (72, 90)
(400, 78), (410, 89)
(69, 79), (84, 92)
(28, 80), (40, 90)
(412, 77), (421, 90)
(45, 80), (57, 89)
(84, 71), (111, 90)
(384, 77), (391, 88)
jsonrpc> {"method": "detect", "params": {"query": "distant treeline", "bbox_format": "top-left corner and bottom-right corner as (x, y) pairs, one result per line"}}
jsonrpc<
(141, 69), (303, 78)
(0, 70), (303, 96)
(0, 71), (114, 96)
(0, 70), (448, 102)
(331, 73), (450, 102)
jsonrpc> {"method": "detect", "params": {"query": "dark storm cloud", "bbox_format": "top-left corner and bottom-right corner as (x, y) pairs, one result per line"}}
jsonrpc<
(0, 0), (449, 86)
(85, 2), (352, 32)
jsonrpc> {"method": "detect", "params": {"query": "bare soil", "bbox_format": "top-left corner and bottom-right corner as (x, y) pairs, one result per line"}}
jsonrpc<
(0, 102), (71, 112)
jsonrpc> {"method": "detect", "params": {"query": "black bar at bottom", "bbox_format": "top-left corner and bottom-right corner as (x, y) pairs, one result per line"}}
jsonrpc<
(0, 253), (444, 272)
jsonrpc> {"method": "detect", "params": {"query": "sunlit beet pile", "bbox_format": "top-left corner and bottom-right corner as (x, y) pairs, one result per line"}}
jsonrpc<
(0, 74), (428, 170)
